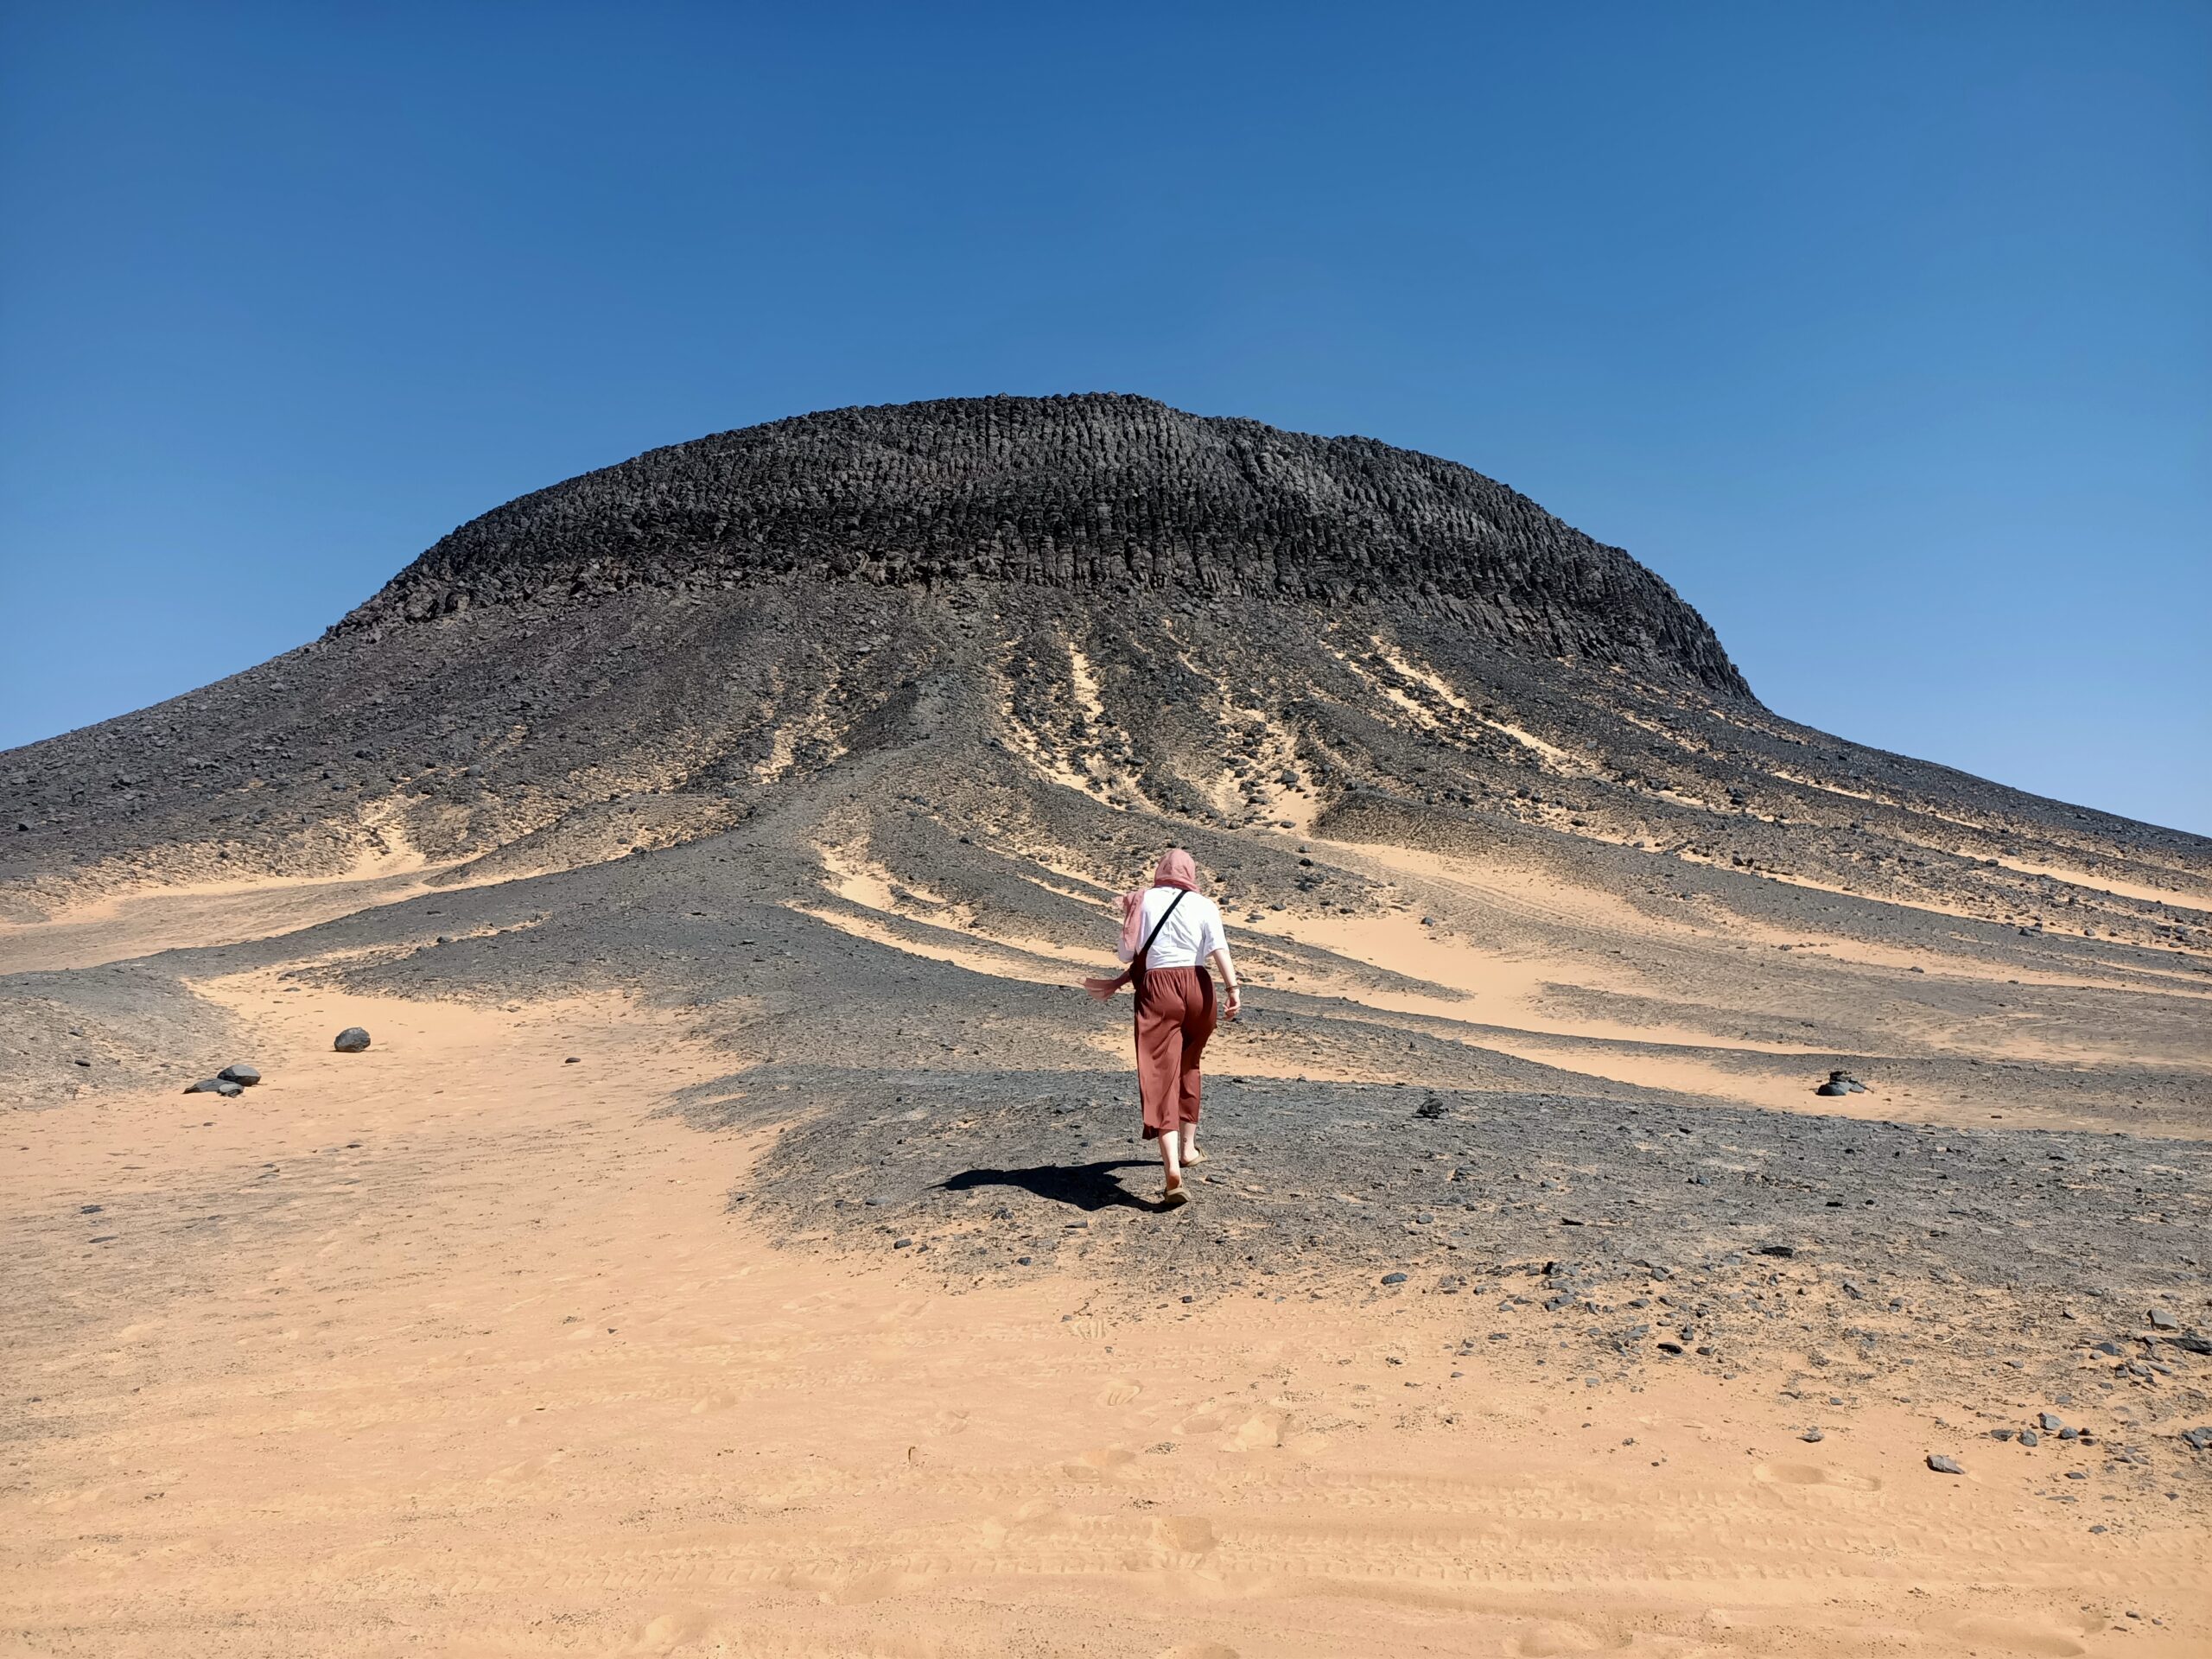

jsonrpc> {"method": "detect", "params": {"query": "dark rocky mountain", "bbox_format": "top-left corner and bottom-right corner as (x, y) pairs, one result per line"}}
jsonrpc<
(339, 394), (1747, 696)
(6, 394), (2209, 1415)
(4, 394), (2201, 931)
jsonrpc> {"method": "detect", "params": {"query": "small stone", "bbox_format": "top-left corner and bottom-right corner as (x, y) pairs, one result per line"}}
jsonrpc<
(1801, 1428), (1824, 1443)
(1380, 1272), (1408, 1286)
(183, 1078), (243, 1097)
(2038, 1412), (2064, 1432)
(1990, 1429), (2015, 1440)
(892, 1237), (912, 1249)
(1758, 1244), (1796, 1259)
(333, 1027), (371, 1053)
(1815, 1081), (1852, 1097)
(2019, 1429), (2040, 1446)
(217, 1064), (259, 1086)
(2147, 1308), (2178, 1331)
(565, 1057), (581, 1064)
(79, 1204), (101, 1214)
(2178, 1427), (2212, 1452)
(1925, 1454), (1963, 1475)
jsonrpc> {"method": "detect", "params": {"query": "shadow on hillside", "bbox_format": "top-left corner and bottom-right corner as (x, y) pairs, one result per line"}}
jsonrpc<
(942, 1158), (1159, 1212)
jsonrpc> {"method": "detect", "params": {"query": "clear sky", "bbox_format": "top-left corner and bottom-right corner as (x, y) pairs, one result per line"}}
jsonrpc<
(3, 3), (2206, 831)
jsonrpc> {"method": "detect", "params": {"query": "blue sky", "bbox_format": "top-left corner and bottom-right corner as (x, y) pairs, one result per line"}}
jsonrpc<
(3, 2), (2206, 831)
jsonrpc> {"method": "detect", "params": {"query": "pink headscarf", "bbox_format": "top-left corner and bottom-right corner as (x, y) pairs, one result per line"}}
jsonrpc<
(1084, 849), (1202, 1001)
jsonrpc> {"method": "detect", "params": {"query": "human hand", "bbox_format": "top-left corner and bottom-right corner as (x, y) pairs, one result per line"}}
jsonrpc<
(1221, 985), (1242, 1021)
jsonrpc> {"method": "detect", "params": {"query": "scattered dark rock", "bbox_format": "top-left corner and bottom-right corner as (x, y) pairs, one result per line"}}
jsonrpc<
(183, 1077), (243, 1097)
(1926, 1454), (1963, 1475)
(1800, 1428), (1824, 1443)
(333, 1027), (372, 1053)
(2179, 1427), (2212, 1452)
(217, 1064), (260, 1086)
(2146, 1308), (2178, 1331)
(1380, 1272), (1408, 1286)
(1757, 1244), (1796, 1258)
(2019, 1429), (2040, 1446)
(1414, 1097), (1445, 1119)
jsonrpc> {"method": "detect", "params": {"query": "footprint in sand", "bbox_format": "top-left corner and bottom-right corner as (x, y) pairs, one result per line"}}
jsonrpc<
(1150, 1514), (1217, 1554)
(631, 1607), (710, 1653)
(1065, 1445), (1135, 1479)
(1751, 1460), (1882, 1491)
(1099, 1377), (1142, 1406)
(1514, 1624), (1607, 1656)
(1950, 1617), (2089, 1656)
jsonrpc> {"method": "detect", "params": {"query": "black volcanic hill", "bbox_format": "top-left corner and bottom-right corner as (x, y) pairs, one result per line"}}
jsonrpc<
(7, 394), (2209, 1482)
(340, 394), (1747, 696)
(2, 393), (2203, 958)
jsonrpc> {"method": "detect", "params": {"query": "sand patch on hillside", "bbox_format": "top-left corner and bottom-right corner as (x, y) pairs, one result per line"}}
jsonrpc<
(7, 975), (2204, 1658)
(0, 849), (464, 976)
(1990, 855), (2212, 911)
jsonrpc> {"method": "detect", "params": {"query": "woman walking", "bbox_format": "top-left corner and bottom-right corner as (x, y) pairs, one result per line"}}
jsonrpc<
(1084, 849), (1241, 1206)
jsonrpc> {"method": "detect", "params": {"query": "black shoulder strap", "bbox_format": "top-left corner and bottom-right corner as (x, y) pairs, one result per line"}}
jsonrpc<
(1135, 889), (1188, 963)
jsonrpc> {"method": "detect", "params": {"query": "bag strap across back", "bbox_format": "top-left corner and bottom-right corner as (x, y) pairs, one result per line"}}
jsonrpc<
(1133, 889), (1188, 971)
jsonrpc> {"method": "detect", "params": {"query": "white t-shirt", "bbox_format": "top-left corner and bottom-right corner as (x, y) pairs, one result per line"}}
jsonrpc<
(1120, 887), (1228, 971)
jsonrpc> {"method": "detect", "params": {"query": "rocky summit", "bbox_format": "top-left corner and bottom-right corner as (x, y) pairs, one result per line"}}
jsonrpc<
(339, 393), (1747, 693)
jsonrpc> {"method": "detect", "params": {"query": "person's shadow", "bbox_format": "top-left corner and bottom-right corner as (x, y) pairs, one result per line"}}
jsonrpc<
(942, 1158), (1164, 1212)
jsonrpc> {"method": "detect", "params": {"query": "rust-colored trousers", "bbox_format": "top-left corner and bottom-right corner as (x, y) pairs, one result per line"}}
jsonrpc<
(1134, 964), (1215, 1140)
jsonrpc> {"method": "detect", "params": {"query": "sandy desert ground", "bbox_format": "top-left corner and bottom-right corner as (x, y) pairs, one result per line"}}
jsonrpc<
(6, 858), (2208, 1659)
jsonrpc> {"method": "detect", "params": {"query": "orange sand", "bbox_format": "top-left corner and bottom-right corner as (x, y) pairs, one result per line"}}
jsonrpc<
(5, 969), (2204, 1657)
